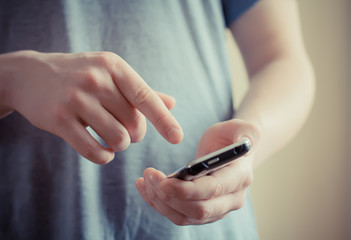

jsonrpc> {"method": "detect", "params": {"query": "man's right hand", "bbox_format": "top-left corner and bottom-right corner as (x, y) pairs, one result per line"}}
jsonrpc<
(0, 51), (183, 164)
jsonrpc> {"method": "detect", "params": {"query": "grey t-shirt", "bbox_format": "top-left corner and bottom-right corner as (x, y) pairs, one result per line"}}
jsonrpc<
(0, 0), (259, 239)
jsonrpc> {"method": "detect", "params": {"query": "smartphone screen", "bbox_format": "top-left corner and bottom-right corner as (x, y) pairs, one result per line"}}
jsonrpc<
(168, 138), (251, 180)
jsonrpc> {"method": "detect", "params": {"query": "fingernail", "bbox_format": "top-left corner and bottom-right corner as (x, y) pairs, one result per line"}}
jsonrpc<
(167, 127), (183, 144)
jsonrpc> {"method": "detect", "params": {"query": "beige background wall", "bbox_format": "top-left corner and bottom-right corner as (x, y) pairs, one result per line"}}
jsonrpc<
(227, 0), (350, 239)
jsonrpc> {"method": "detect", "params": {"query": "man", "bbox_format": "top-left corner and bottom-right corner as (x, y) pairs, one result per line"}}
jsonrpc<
(0, 0), (314, 239)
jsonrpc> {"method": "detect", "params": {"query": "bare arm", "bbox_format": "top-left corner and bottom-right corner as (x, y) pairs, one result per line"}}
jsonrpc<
(231, 0), (315, 167)
(137, 0), (315, 226)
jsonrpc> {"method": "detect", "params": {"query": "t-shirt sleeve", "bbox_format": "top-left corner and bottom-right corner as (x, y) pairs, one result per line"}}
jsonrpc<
(222, 0), (259, 27)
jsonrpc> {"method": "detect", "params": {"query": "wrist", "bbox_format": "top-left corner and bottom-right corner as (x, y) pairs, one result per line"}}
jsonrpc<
(0, 50), (38, 118)
(234, 106), (264, 129)
(0, 52), (14, 118)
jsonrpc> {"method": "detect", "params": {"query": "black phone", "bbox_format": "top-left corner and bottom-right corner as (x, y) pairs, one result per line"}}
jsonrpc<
(168, 138), (251, 180)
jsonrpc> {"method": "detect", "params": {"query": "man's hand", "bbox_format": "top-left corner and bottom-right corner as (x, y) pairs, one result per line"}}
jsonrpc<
(136, 119), (260, 225)
(0, 51), (183, 164)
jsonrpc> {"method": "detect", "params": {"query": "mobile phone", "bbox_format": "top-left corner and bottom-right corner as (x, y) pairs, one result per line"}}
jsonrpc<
(168, 138), (251, 181)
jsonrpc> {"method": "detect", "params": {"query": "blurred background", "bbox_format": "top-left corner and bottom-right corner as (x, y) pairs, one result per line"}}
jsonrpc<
(227, 0), (350, 239)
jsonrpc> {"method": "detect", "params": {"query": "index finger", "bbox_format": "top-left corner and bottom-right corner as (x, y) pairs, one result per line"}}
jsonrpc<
(110, 55), (183, 144)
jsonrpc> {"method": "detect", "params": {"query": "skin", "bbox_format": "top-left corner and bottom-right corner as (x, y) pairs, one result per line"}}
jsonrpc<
(135, 0), (315, 225)
(0, 51), (183, 164)
(0, 0), (315, 226)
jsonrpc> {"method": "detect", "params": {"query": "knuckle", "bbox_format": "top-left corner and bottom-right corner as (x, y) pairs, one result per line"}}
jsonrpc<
(128, 111), (146, 143)
(80, 142), (100, 162)
(244, 170), (254, 188)
(166, 184), (189, 200)
(80, 69), (104, 91)
(65, 87), (86, 108)
(148, 192), (158, 203)
(175, 185), (192, 200)
(53, 106), (74, 129)
(158, 191), (170, 202)
(95, 52), (118, 66)
(208, 176), (223, 199)
(133, 109), (146, 125)
(172, 216), (191, 226)
(212, 182), (224, 199)
(79, 140), (111, 165)
(110, 131), (131, 152)
(154, 112), (169, 128)
(102, 124), (130, 152)
(234, 195), (246, 210)
(130, 130), (146, 143)
(134, 86), (153, 107)
(193, 204), (212, 220)
(239, 163), (254, 189)
(95, 52), (122, 75)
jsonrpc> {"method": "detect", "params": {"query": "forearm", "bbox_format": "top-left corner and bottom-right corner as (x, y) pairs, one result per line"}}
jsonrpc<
(0, 51), (20, 119)
(0, 79), (12, 119)
(235, 56), (315, 167)
(0, 50), (41, 119)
